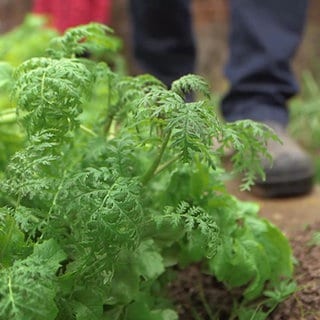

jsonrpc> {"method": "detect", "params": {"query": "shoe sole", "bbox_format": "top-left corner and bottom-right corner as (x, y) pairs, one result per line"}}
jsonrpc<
(252, 176), (314, 198)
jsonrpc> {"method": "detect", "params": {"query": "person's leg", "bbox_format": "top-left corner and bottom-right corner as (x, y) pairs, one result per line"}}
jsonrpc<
(222, 0), (314, 197)
(222, 0), (309, 126)
(129, 0), (196, 86)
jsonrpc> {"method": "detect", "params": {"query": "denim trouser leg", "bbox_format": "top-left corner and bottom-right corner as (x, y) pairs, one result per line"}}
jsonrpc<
(129, 0), (196, 87)
(129, 0), (308, 125)
(222, 0), (308, 125)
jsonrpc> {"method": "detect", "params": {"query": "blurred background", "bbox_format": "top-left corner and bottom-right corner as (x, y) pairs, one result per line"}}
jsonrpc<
(2, 0), (320, 93)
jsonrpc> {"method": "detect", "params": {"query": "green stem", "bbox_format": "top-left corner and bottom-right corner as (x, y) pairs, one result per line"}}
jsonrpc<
(104, 76), (115, 135)
(198, 279), (216, 320)
(80, 124), (97, 137)
(46, 170), (67, 220)
(103, 114), (114, 135)
(249, 304), (263, 320)
(264, 302), (279, 318)
(16, 193), (22, 209)
(0, 112), (16, 124)
(0, 108), (16, 115)
(153, 155), (180, 177)
(7, 274), (16, 312)
(40, 71), (52, 104)
(190, 307), (203, 320)
(141, 131), (171, 185)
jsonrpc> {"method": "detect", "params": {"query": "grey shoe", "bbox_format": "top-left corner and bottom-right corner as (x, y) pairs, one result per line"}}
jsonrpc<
(253, 121), (314, 197)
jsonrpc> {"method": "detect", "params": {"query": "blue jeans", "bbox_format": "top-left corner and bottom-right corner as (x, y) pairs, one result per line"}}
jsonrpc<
(129, 0), (308, 125)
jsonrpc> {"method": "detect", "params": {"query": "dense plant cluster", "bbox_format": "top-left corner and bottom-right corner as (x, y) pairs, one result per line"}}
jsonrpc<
(0, 23), (295, 319)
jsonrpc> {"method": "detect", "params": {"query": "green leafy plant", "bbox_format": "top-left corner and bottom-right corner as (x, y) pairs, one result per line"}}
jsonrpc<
(289, 71), (320, 183)
(290, 71), (320, 152)
(308, 231), (320, 246)
(0, 16), (124, 174)
(0, 23), (294, 319)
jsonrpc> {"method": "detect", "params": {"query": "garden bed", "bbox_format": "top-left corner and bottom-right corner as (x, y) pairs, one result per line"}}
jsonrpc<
(169, 221), (320, 319)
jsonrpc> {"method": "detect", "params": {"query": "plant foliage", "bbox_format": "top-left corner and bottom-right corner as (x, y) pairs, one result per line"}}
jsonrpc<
(0, 23), (294, 319)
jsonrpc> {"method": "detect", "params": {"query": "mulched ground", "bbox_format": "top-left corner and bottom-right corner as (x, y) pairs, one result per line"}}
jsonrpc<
(168, 222), (320, 319)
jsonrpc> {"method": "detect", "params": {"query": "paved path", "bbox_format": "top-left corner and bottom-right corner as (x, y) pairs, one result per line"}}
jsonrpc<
(227, 181), (320, 236)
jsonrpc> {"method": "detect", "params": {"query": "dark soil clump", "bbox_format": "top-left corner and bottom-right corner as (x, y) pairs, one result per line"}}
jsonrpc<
(270, 222), (320, 320)
(168, 222), (320, 319)
(168, 264), (239, 319)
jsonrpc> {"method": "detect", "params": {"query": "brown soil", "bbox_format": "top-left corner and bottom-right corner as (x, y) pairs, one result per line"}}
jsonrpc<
(168, 264), (239, 319)
(168, 221), (320, 320)
(270, 222), (320, 320)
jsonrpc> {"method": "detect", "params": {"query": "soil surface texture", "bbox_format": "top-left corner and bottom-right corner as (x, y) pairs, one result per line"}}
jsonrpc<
(168, 221), (320, 319)
(168, 185), (320, 319)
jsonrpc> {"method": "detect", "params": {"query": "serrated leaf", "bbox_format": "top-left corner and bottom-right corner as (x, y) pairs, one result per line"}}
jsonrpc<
(0, 239), (66, 320)
(135, 240), (165, 280)
(246, 217), (293, 279)
(209, 237), (257, 287)
(106, 253), (140, 305)
(0, 212), (28, 267)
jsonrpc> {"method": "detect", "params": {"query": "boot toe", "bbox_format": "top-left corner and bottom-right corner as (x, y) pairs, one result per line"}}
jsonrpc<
(254, 122), (314, 197)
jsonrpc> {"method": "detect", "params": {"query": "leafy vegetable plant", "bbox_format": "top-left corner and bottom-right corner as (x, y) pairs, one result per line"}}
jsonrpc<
(0, 23), (294, 319)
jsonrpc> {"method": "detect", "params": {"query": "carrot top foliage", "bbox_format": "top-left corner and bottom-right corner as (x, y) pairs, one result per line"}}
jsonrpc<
(0, 23), (294, 320)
